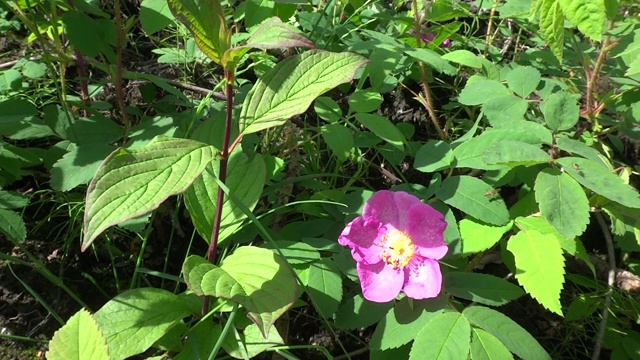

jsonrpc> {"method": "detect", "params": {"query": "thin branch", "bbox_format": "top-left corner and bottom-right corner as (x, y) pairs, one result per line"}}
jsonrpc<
(592, 211), (616, 360)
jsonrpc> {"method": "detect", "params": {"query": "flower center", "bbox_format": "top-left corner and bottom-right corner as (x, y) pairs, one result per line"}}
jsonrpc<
(380, 229), (416, 269)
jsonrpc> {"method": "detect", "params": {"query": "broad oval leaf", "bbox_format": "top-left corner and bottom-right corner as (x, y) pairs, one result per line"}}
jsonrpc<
(507, 229), (565, 315)
(470, 328), (514, 360)
(355, 113), (406, 150)
(436, 176), (510, 226)
(0, 208), (27, 243)
(414, 140), (454, 173)
(47, 309), (109, 360)
(444, 272), (524, 306)
(93, 288), (192, 360)
(199, 246), (298, 337)
(463, 306), (551, 360)
(506, 66), (541, 98)
(534, 169), (589, 239)
(459, 217), (512, 255)
(409, 312), (471, 360)
(557, 157), (640, 209)
(183, 255), (216, 295)
(543, 92), (580, 132)
(184, 148), (265, 245)
(239, 50), (367, 135)
(82, 136), (216, 251)
(459, 79), (510, 106)
(307, 258), (343, 318)
(483, 140), (549, 167)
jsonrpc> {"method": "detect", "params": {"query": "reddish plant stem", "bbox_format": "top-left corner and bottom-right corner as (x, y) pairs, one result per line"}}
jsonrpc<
(202, 71), (234, 316)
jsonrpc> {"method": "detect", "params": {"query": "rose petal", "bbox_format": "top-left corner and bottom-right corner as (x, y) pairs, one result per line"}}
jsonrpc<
(339, 217), (383, 264)
(404, 203), (448, 259)
(402, 258), (443, 299)
(357, 262), (403, 303)
(362, 190), (399, 226)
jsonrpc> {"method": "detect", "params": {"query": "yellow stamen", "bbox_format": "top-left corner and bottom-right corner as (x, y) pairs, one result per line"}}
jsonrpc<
(379, 229), (415, 269)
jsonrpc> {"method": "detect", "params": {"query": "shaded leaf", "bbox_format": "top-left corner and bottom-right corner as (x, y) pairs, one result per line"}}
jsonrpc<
(469, 328), (514, 360)
(444, 272), (524, 306)
(436, 176), (510, 226)
(0, 208), (26, 243)
(506, 66), (541, 98)
(543, 92), (580, 132)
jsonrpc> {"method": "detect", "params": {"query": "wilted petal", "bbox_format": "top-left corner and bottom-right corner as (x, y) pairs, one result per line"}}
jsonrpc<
(403, 258), (443, 299)
(339, 217), (383, 264)
(357, 262), (403, 303)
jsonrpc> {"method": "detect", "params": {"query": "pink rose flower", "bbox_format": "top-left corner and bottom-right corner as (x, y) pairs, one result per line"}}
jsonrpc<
(339, 190), (448, 303)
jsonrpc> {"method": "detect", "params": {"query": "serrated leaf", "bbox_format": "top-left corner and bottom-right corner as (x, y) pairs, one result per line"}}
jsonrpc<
(558, 0), (605, 41)
(370, 297), (444, 350)
(335, 294), (394, 330)
(198, 247), (298, 337)
(0, 190), (29, 209)
(463, 306), (550, 360)
(459, 217), (512, 255)
(93, 288), (191, 360)
(459, 80), (511, 106)
(470, 328), (514, 360)
(483, 140), (549, 166)
(482, 96), (529, 125)
(453, 125), (551, 170)
(46, 309), (109, 360)
(436, 176), (509, 226)
(445, 272), (524, 306)
(307, 258), (342, 318)
(409, 312), (471, 360)
(515, 216), (577, 255)
(539, 0), (564, 61)
(534, 169), (589, 239)
(507, 229), (565, 315)
(414, 140), (454, 173)
(82, 136), (216, 250)
(184, 148), (265, 245)
(355, 113), (406, 150)
(557, 157), (640, 208)
(506, 66), (541, 98)
(239, 50), (366, 135)
(167, 0), (227, 63)
(543, 92), (580, 132)
(555, 137), (609, 168)
(0, 208), (26, 242)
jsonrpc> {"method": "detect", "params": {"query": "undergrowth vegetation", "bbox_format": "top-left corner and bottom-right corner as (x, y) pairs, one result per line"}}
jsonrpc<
(1, 0), (640, 359)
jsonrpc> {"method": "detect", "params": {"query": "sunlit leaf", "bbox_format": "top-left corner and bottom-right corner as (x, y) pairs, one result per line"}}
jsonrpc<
(410, 312), (471, 360)
(47, 309), (109, 360)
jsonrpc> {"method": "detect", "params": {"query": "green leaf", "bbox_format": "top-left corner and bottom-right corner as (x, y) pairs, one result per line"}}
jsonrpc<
(197, 247), (298, 337)
(483, 140), (549, 166)
(314, 97), (342, 123)
(515, 216), (577, 255)
(414, 140), (454, 173)
(557, 157), (640, 208)
(174, 321), (221, 360)
(539, 0), (565, 61)
(558, 0), (606, 41)
(62, 11), (110, 57)
(453, 125), (552, 170)
(482, 96), (529, 125)
(93, 288), (191, 360)
(436, 176), (510, 226)
(370, 297), (444, 350)
(507, 229), (565, 315)
(46, 309), (109, 360)
(262, 241), (321, 265)
(469, 328), (514, 360)
(349, 89), (383, 113)
(167, 0), (227, 63)
(410, 312), (471, 360)
(442, 50), (484, 69)
(239, 50), (366, 135)
(404, 48), (457, 75)
(321, 124), (353, 162)
(543, 92), (580, 132)
(183, 255), (216, 295)
(555, 137), (609, 168)
(459, 79), (511, 106)
(184, 148), (265, 245)
(0, 98), (39, 135)
(222, 322), (284, 358)
(68, 116), (123, 145)
(506, 66), (541, 98)
(0, 190), (29, 209)
(82, 136), (216, 250)
(307, 258), (342, 318)
(140, 0), (175, 35)
(444, 272), (524, 306)
(463, 306), (550, 360)
(534, 169), (589, 239)
(0, 208), (26, 242)
(459, 217), (512, 255)
(335, 294), (394, 330)
(21, 61), (47, 79)
(355, 114), (406, 150)
(0, 69), (21, 92)
(51, 143), (116, 192)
